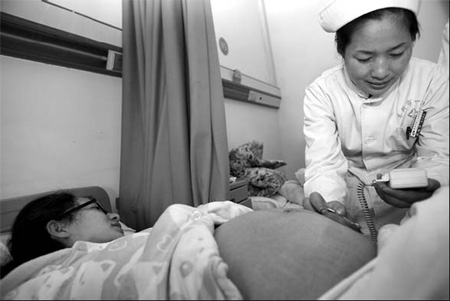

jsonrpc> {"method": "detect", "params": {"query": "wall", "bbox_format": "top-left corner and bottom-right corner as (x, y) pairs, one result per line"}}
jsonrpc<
(0, 0), (283, 209)
(413, 0), (449, 61)
(0, 0), (122, 210)
(1, 0), (447, 205)
(210, 0), (282, 166)
(211, 0), (277, 86)
(264, 0), (449, 180)
(0, 0), (121, 47)
(212, 0), (283, 162)
(224, 98), (282, 161)
(0, 56), (122, 208)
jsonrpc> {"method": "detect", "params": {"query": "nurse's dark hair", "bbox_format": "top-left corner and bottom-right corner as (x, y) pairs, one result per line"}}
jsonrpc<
(335, 7), (420, 57)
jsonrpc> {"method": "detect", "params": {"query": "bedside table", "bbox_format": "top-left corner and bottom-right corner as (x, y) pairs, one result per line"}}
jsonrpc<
(229, 178), (249, 204)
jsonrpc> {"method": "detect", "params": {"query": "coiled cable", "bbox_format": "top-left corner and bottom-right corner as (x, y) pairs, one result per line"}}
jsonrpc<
(357, 182), (378, 244)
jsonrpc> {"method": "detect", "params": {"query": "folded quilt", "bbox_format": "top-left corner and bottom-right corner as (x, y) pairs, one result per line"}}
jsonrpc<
(1, 201), (252, 300)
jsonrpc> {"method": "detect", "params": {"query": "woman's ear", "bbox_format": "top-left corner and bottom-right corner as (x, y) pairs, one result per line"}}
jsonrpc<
(46, 220), (70, 239)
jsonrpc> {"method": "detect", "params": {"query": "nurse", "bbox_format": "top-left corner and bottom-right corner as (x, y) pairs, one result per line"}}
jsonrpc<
(438, 20), (449, 77)
(300, 0), (449, 239)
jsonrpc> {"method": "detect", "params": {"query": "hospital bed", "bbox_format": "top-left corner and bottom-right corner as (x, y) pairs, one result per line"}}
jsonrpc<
(0, 185), (447, 299)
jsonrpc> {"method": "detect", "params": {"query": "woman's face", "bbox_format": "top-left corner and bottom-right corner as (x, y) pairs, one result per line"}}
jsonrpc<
(344, 14), (413, 98)
(64, 197), (124, 245)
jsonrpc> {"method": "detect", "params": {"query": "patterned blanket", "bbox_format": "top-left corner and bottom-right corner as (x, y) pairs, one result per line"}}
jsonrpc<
(0, 201), (252, 300)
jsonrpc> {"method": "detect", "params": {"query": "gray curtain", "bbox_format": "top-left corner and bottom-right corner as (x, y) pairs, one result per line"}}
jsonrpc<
(119, 0), (230, 231)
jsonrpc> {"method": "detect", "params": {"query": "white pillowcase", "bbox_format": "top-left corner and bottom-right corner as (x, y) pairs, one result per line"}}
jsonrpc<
(120, 222), (136, 236)
(0, 233), (12, 268)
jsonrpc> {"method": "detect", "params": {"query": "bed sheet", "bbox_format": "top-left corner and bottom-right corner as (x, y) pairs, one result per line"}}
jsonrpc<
(319, 186), (449, 300)
(249, 178), (306, 210)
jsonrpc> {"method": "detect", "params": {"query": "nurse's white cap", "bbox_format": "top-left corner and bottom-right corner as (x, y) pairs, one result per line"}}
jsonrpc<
(318, 0), (421, 33)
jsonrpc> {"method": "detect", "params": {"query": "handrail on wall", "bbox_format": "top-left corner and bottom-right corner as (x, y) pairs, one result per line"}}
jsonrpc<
(0, 12), (122, 77)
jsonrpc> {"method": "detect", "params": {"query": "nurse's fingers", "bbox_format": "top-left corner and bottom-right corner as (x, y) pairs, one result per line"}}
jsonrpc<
(302, 196), (315, 212)
(327, 201), (346, 216)
(309, 192), (328, 213)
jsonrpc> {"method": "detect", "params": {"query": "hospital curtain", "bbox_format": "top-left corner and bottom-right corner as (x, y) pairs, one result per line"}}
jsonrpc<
(119, 0), (230, 231)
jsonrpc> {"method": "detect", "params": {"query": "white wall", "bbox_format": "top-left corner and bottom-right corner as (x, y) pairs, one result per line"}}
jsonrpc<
(0, 56), (122, 208)
(263, 0), (340, 179)
(211, 0), (277, 86)
(224, 98), (282, 161)
(0, 0), (121, 47)
(1, 0), (447, 204)
(0, 0), (122, 210)
(414, 0), (449, 61)
(212, 0), (284, 163)
(264, 0), (449, 179)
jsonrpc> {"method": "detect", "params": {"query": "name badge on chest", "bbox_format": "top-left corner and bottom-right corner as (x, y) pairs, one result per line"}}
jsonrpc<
(406, 109), (426, 140)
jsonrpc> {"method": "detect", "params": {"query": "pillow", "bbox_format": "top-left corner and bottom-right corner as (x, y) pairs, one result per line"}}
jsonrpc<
(0, 233), (12, 268)
(120, 222), (136, 236)
(248, 196), (279, 210)
(214, 208), (376, 300)
(249, 195), (303, 211)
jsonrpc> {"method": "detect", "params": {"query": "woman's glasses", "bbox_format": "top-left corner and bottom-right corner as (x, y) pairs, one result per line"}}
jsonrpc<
(57, 197), (108, 220)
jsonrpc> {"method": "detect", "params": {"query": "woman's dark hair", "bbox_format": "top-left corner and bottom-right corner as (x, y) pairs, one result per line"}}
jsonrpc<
(335, 7), (421, 57)
(1, 192), (78, 278)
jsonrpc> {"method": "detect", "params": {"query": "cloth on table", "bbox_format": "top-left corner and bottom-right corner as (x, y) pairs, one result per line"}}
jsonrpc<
(229, 141), (287, 197)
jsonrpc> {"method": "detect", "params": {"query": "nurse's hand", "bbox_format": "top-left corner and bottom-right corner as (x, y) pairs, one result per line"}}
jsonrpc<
(373, 178), (441, 208)
(303, 192), (347, 216)
(303, 192), (362, 232)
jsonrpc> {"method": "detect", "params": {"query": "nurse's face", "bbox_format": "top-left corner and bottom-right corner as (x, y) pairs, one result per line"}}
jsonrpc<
(344, 14), (413, 98)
